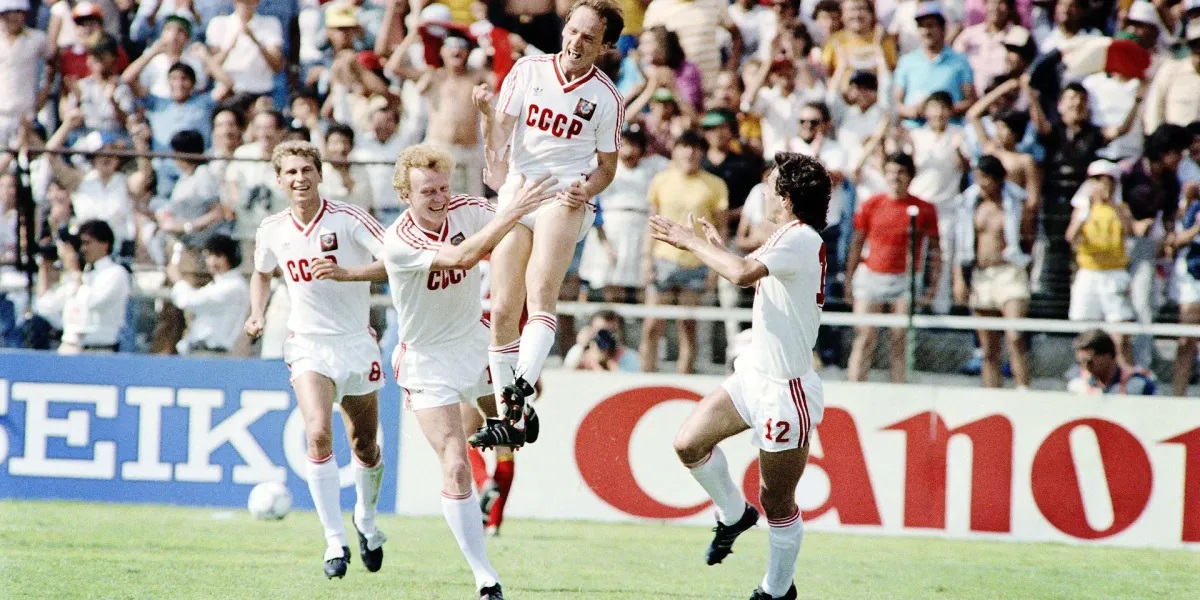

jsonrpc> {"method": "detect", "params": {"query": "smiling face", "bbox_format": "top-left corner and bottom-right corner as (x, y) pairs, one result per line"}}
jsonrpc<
(560, 6), (608, 74)
(405, 167), (452, 229)
(276, 155), (322, 204)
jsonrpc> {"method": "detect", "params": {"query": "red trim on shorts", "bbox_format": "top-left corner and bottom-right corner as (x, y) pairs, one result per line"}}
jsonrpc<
(391, 342), (407, 381)
(441, 490), (472, 501)
(292, 199), (328, 236)
(768, 507), (801, 528)
(308, 453), (335, 465)
(789, 377), (810, 448)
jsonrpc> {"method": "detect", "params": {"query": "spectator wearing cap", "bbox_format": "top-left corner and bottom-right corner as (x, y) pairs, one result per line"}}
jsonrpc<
(54, 1), (130, 83)
(583, 125), (665, 303)
(642, 0), (744, 94)
(0, 0), (53, 148)
(953, 155), (1032, 388)
(205, 0), (284, 98)
(1143, 19), (1200, 133)
(1067, 329), (1157, 395)
(742, 52), (807, 157)
(303, 2), (365, 92)
(893, 2), (976, 125)
(1122, 1), (1164, 54)
(124, 12), (210, 99)
(169, 233), (249, 356)
(61, 33), (137, 138)
(888, 0), (965, 56)
(1118, 124), (1189, 366)
(1065, 159), (1136, 365)
(707, 70), (763, 156)
(701, 109), (761, 233)
(1035, 0), (1101, 53)
(954, 0), (1029, 94)
(641, 130), (728, 375)
(153, 129), (226, 254)
(38, 220), (131, 355)
(821, 0), (898, 90)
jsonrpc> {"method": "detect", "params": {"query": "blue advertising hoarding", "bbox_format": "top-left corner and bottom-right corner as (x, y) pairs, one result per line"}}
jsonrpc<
(0, 351), (405, 512)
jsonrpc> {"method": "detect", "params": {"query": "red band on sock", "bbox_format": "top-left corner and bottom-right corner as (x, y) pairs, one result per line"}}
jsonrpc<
(441, 490), (472, 501)
(308, 453), (334, 465)
(768, 508), (801, 528)
(352, 447), (381, 468)
(685, 450), (714, 470)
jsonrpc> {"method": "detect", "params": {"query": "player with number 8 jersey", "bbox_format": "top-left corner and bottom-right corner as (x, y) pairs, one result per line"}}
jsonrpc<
(651, 152), (832, 600)
(245, 141), (389, 581)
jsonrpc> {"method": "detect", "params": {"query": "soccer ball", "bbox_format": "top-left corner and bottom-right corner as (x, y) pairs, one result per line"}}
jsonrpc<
(247, 481), (293, 521)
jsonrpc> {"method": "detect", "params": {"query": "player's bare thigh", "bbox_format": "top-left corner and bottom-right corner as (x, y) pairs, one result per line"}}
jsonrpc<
(673, 386), (750, 465)
(526, 203), (587, 309)
(757, 444), (810, 517)
(489, 224), (534, 341)
(291, 371), (337, 459)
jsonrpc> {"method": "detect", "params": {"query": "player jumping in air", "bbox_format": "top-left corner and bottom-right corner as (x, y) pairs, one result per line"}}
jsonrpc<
(654, 153), (831, 600)
(469, 0), (625, 448)
(244, 141), (389, 579)
(323, 144), (561, 600)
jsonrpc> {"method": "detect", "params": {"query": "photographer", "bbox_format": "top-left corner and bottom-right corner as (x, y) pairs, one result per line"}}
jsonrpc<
(34, 220), (130, 354)
(563, 310), (640, 372)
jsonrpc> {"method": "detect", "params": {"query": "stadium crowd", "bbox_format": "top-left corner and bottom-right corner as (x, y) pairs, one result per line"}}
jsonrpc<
(0, 0), (1197, 395)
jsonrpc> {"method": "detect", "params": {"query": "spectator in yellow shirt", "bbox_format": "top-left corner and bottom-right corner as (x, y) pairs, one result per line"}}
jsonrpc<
(641, 130), (729, 374)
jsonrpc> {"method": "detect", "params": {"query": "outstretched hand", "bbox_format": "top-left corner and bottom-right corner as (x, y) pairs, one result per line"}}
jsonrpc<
(695, 215), (724, 247)
(649, 214), (701, 250)
(483, 145), (510, 191)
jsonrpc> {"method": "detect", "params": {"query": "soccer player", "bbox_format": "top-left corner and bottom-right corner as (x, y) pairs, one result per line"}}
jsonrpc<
(654, 153), (831, 600)
(470, 0), (625, 444)
(244, 141), (388, 579)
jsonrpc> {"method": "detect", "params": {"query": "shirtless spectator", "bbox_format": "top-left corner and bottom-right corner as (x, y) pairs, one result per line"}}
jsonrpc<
(968, 79), (1041, 243)
(953, 156), (1032, 388)
(845, 152), (941, 383)
(389, 29), (490, 195)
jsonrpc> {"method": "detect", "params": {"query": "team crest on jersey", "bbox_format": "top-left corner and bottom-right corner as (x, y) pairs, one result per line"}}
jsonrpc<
(320, 232), (338, 251)
(450, 232), (466, 246)
(574, 98), (596, 121)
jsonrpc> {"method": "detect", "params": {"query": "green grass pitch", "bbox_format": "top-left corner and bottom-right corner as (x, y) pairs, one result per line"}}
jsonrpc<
(1, 501), (1196, 599)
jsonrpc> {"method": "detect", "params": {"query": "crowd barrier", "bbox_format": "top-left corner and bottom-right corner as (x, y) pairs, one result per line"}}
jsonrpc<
(2, 351), (1197, 550)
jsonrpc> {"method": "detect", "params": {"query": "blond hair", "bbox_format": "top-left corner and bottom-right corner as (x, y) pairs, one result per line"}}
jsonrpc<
(271, 140), (323, 176)
(392, 144), (455, 197)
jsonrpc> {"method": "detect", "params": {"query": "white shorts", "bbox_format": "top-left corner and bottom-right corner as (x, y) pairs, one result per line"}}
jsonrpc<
(391, 334), (491, 411)
(724, 359), (825, 453)
(1069, 268), (1135, 322)
(497, 175), (596, 242)
(284, 331), (384, 400)
(1177, 261), (1200, 306)
(852, 267), (919, 304)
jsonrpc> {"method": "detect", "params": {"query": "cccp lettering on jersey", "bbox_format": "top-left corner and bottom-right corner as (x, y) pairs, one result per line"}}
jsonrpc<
(526, 103), (584, 139)
(427, 269), (467, 291)
(286, 255), (337, 282)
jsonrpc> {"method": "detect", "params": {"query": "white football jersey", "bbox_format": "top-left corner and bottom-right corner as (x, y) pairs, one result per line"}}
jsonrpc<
(384, 195), (494, 348)
(497, 54), (623, 180)
(254, 199), (385, 336)
(745, 220), (826, 379)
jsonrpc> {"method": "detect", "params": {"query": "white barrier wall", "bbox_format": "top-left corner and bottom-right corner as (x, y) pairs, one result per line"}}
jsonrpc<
(396, 371), (1200, 550)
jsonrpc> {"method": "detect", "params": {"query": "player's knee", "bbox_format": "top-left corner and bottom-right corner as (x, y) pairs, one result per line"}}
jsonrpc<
(443, 455), (472, 490)
(758, 488), (797, 520)
(305, 429), (333, 457)
(672, 430), (707, 465)
(351, 436), (378, 463)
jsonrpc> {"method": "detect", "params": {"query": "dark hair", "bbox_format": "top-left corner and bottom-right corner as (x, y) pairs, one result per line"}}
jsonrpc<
(802, 101), (832, 124)
(813, 0), (841, 15)
(1145, 124), (1191, 162)
(924, 90), (954, 109)
(621, 124), (648, 148)
(848, 70), (878, 91)
(258, 110), (288, 130)
(592, 328), (618, 352)
(290, 90), (321, 108)
(326, 122), (356, 146)
(791, 22), (815, 56)
(675, 129), (709, 151)
(213, 106), (246, 130)
(1074, 328), (1116, 357)
(1062, 82), (1089, 99)
(772, 152), (831, 230)
(77, 219), (115, 253)
(592, 309), (622, 324)
(204, 234), (242, 268)
(169, 129), (206, 156)
(284, 125), (311, 142)
(885, 152), (916, 177)
(976, 154), (1008, 181)
(167, 62), (197, 84)
(569, 0), (625, 46)
(995, 109), (1030, 138)
(1187, 121), (1200, 139)
(644, 26), (687, 71)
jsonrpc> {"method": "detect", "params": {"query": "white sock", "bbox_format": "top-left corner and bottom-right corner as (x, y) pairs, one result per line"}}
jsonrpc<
(515, 311), (557, 387)
(307, 454), (347, 551)
(488, 341), (520, 415)
(441, 490), (501, 590)
(353, 449), (385, 547)
(761, 508), (803, 598)
(686, 447), (746, 525)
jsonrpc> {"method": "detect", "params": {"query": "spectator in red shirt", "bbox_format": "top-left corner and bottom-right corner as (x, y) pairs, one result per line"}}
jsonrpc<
(845, 152), (941, 383)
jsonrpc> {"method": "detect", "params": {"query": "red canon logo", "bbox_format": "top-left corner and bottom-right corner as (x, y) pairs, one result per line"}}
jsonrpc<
(575, 386), (1200, 542)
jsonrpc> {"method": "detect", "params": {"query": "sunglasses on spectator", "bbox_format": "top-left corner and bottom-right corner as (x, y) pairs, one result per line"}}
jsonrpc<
(799, 118), (822, 125)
